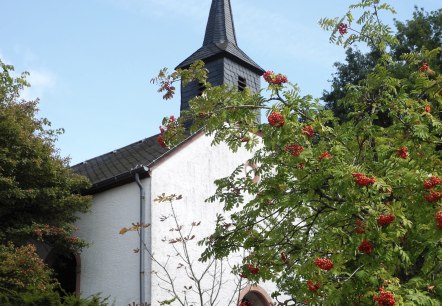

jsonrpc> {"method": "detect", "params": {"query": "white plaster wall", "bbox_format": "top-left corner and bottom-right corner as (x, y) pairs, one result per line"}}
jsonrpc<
(76, 179), (150, 306)
(150, 134), (277, 305)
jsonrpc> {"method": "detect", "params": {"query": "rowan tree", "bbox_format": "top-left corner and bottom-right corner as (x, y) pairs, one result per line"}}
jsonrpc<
(153, 1), (442, 305)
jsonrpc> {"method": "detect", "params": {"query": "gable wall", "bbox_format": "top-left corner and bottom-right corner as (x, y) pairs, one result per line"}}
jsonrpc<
(149, 133), (270, 304)
(76, 179), (151, 306)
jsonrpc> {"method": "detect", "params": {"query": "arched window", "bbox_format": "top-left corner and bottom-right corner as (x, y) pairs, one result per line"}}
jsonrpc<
(46, 251), (81, 296)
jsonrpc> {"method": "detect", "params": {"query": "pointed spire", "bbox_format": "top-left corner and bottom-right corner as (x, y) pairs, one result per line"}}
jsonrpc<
(203, 0), (237, 46)
(176, 0), (264, 74)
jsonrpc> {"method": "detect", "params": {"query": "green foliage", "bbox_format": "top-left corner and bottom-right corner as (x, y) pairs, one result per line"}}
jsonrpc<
(154, 1), (442, 304)
(0, 291), (110, 306)
(0, 243), (110, 306)
(0, 59), (91, 253)
(0, 59), (97, 302)
(0, 243), (54, 293)
(323, 7), (442, 123)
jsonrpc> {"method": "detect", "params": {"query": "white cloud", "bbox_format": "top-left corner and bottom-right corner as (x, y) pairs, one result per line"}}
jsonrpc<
(21, 69), (57, 101)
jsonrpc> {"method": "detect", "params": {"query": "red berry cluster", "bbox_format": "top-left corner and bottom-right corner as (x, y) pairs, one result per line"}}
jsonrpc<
(285, 144), (304, 157)
(338, 23), (348, 35)
(157, 135), (166, 147)
(358, 239), (374, 254)
(238, 299), (253, 306)
(157, 116), (177, 148)
(314, 258), (333, 271)
(424, 189), (442, 203)
(377, 214), (395, 227)
(307, 280), (320, 293)
(396, 147), (408, 159)
(423, 176), (441, 189)
(263, 70), (288, 85)
(268, 111), (285, 127)
(424, 104), (431, 113)
(373, 288), (395, 306)
(319, 151), (332, 160)
(352, 173), (376, 186)
(302, 125), (314, 138)
(419, 62), (429, 72)
(247, 264), (259, 275)
(435, 211), (442, 229)
(280, 252), (289, 264)
(355, 219), (365, 234)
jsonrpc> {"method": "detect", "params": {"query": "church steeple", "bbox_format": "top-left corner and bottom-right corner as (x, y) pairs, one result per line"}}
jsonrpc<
(203, 0), (237, 46)
(176, 0), (264, 115)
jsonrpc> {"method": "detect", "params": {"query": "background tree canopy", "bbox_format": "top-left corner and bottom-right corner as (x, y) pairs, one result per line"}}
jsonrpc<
(322, 7), (442, 124)
(0, 60), (105, 305)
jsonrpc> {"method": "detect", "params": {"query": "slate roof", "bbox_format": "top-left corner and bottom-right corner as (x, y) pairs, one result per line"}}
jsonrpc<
(71, 133), (168, 193)
(175, 0), (264, 74)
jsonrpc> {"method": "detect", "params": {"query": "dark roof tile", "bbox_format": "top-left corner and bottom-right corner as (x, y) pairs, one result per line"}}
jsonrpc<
(71, 133), (168, 186)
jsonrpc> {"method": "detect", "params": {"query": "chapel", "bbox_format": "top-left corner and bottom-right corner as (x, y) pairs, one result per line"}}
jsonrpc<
(70, 1), (275, 305)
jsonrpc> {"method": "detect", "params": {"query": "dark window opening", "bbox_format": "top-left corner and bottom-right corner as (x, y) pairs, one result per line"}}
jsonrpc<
(238, 76), (247, 92)
(46, 252), (78, 296)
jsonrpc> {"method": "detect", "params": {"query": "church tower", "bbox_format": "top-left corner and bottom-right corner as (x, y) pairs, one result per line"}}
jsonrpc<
(176, 0), (265, 114)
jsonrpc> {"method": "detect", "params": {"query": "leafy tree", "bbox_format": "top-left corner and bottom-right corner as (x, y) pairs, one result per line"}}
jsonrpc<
(153, 0), (442, 304)
(0, 60), (96, 303)
(323, 7), (442, 122)
(0, 59), (91, 252)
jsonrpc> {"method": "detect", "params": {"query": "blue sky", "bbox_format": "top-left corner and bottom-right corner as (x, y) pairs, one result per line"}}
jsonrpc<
(2, 0), (440, 165)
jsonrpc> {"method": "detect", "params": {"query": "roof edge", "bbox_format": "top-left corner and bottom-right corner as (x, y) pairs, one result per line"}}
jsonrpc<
(175, 50), (265, 75)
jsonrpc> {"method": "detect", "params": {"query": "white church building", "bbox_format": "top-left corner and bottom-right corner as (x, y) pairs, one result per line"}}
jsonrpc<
(71, 1), (276, 305)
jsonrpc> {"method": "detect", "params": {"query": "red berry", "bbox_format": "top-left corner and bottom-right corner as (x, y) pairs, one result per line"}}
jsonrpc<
(435, 211), (442, 229)
(314, 258), (333, 271)
(268, 111), (285, 127)
(280, 252), (288, 264)
(238, 299), (252, 306)
(263, 71), (288, 85)
(377, 214), (395, 227)
(157, 135), (166, 148)
(352, 173), (376, 186)
(338, 23), (348, 35)
(247, 264), (259, 275)
(355, 219), (365, 234)
(302, 125), (314, 138)
(307, 280), (320, 292)
(423, 176), (441, 189)
(424, 104), (431, 113)
(424, 189), (442, 202)
(419, 62), (429, 72)
(373, 288), (395, 306)
(272, 74), (288, 85)
(319, 151), (332, 160)
(285, 144), (304, 157)
(358, 239), (374, 254)
(396, 147), (408, 159)
(263, 70), (273, 83)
